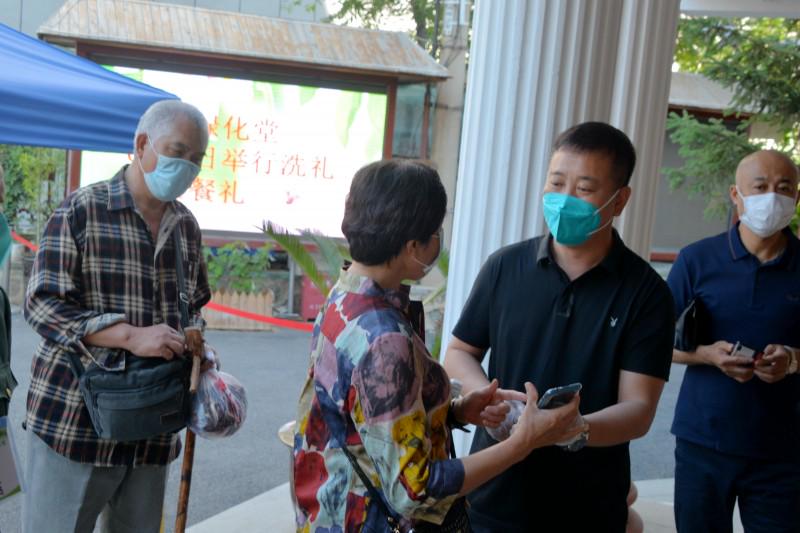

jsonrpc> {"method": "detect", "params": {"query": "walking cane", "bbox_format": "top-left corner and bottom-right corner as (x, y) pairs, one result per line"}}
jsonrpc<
(175, 326), (204, 533)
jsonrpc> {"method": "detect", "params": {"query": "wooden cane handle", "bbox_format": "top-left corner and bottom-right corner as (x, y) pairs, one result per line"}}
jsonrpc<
(184, 327), (204, 394)
(190, 355), (201, 393)
(184, 327), (204, 357)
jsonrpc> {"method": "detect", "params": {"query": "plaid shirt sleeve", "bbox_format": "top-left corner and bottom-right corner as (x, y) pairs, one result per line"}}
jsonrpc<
(25, 198), (127, 362)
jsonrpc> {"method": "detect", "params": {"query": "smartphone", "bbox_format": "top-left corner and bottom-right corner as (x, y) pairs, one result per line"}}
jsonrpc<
(537, 383), (582, 409)
(731, 341), (763, 362)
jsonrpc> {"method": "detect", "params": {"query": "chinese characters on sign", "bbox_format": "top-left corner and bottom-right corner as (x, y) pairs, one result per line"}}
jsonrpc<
(195, 114), (336, 205)
(81, 68), (387, 236)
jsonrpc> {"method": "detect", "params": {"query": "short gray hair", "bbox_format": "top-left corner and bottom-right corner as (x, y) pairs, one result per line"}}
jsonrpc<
(134, 100), (209, 151)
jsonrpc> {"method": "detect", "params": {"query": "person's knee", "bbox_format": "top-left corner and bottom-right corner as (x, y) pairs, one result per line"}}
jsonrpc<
(626, 507), (644, 533)
(626, 482), (638, 506)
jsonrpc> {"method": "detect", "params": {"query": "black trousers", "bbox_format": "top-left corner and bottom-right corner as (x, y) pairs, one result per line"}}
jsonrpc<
(674, 438), (800, 533)
(466, 445), (629, 533)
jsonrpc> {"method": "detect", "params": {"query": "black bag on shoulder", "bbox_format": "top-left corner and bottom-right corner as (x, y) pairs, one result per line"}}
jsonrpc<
(674, 298), (709, 353)
(67, 225), (193, 442)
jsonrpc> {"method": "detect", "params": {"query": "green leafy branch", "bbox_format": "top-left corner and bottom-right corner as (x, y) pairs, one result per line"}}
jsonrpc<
(667, 16), (800, 220)
(203, 241), (273, 294)
(665, 112), (760, 220)
(0, 144), (65, 234)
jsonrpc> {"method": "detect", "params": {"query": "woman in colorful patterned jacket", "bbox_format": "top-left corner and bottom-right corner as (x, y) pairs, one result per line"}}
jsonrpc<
(293, 160), (584, 532)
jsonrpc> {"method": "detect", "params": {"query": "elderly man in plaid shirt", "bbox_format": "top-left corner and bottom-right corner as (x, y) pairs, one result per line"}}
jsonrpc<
(21, 100), (211, 533)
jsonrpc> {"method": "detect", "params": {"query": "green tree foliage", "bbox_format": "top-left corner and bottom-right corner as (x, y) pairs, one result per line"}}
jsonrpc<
(0, 145), (65, 234)
(674, 17), (800, 136)
(326, 0), (438, 51)
(667, 17), (800, 220)
(203, 241), (273, 294)
(664, 114), (759, 219)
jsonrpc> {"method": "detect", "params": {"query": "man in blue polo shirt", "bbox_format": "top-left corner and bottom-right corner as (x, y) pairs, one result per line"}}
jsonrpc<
(668, 149), (800, 533)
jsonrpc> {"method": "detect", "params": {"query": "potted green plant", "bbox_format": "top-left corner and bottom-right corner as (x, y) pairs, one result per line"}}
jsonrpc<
(202, 241), (276, 331)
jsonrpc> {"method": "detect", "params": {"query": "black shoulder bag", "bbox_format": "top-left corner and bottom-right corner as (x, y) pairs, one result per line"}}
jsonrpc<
(674, 298), (709, 352)
(67, 225), (193, 441)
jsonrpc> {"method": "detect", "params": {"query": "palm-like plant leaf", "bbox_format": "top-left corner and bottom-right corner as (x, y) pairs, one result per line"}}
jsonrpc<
(304, 230), (347, 286)
(437, 247), (449, 278)
(261, 221), (330, 295)
(337, 244), (352, 262)
(422, 284), (446, 307)
(422, 247), (449, 306)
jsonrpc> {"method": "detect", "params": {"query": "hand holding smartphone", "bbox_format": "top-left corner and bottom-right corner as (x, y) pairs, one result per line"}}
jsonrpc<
(486, 382), (582, 442)
(731, 341), (763, 363)
(536, 383), (587, 451)
(537, 382), (582, 409)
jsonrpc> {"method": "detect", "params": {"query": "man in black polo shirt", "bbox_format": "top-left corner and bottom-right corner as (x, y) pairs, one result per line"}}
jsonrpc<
(445, 122), (674, 532)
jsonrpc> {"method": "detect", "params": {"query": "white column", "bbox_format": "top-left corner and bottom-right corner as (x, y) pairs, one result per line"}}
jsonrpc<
(612, 0), (681, 258)
(443, 0), (623, 345)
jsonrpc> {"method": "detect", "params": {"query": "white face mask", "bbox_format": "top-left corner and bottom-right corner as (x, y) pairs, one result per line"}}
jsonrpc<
(411, 228), (442, 276)
(737, 186), (797, 238)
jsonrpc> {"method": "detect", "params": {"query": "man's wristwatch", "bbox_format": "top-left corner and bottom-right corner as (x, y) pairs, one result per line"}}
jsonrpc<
(565, 421), (590, 452)
(785, 346), (799, 375)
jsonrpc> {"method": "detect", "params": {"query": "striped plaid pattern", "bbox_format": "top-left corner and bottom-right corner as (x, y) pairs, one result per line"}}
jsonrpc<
(24, 167), (210, 466)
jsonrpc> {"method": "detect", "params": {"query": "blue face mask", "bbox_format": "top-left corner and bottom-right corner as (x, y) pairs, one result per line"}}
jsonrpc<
(0, 214), (11, 268)
(542, 190), (619, 246)
(138, 136), (201, 202)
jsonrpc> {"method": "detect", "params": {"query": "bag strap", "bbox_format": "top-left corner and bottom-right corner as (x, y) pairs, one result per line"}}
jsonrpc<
(339, 444), (403, 532)
(173, 224), (190, 330)
(66, 346), (85, 378)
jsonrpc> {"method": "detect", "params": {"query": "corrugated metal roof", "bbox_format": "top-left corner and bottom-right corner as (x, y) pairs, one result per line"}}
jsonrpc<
(668, 71), (735, 112)
(38, 0), (449, 83)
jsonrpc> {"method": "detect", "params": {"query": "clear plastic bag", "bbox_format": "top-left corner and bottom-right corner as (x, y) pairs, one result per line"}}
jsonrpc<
(485, 399), (525, 442)
(188, 369), (247, 439)
(202, 344), (219, 371)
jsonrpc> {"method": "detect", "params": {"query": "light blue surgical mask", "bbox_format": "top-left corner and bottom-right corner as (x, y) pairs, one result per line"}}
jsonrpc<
(0, 214), (10, 267)
(542, 190), (619, 246)
(138, 136), (200, 202)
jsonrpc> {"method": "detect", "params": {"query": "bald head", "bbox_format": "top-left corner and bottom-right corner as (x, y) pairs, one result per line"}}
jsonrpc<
(735, 150), (798, 190)
(731, 150), (799, 238)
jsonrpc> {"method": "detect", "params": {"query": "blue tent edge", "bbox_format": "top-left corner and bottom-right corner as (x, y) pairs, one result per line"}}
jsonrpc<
(0, 22), (179, 153)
